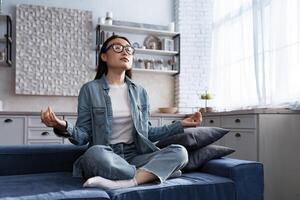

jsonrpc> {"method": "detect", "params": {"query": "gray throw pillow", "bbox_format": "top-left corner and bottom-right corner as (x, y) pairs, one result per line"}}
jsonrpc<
(183, 145), (235, 172)
(156, 127), (230, 151)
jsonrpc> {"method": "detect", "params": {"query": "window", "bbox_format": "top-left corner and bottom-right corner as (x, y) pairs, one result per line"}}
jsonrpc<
(210, 0), (300, 110)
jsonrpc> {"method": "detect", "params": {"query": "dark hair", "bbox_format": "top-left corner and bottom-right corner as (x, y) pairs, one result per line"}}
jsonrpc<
(94, 35), (133, 80)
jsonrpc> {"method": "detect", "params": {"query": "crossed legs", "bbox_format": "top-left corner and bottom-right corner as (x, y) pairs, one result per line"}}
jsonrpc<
(81, 144), (188, 189)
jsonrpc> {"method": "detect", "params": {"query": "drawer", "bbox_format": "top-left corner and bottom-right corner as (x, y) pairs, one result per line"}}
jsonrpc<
(28, 115), (63, 128)
(28, 116), (48, 128)
(27, 128), (58, 140)
(0, 116), (25, 145)
(27, 140), (63, 144)
(203, 116), (221, 127)
(223, 129), (257, 161)
(221, 115), (256, 129)
(161, 117), (183, 125)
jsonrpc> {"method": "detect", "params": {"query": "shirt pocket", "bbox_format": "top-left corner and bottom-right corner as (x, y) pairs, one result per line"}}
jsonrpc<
(92, 107), (106, 126)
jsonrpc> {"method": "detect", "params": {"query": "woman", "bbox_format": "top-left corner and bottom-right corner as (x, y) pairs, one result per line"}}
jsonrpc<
(41, 35), (202, 189)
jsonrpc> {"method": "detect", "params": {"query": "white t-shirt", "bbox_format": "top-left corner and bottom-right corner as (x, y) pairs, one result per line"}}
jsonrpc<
(108, 83), (134, 144)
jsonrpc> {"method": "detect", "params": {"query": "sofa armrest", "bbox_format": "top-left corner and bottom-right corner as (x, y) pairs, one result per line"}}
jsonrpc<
(201, 158), (264, 200)
(0, 144), (87, 176)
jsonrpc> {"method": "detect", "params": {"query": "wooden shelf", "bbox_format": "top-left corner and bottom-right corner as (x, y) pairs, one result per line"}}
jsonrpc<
(97, 24), (179, 37)
(96, 44), (178, 56)
(132, 68), (178, 75)
(135, 48), (178, 56)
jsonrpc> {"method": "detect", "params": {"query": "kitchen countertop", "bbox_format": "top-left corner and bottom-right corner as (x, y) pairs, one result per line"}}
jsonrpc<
(0, 108), (299, 117)
(201, 108), (300, 116)
(0, 111), (78, 116)
(0, 111), (188, 117)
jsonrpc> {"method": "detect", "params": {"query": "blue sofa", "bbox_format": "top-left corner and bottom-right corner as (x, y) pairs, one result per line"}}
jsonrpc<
(0, 145), (264, 200)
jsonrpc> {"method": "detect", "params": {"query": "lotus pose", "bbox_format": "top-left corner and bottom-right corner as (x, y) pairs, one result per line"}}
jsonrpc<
(41, 35), (202, 189)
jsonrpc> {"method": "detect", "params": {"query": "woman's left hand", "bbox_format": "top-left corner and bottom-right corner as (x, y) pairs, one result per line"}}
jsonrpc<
(181, 112), (202, 127)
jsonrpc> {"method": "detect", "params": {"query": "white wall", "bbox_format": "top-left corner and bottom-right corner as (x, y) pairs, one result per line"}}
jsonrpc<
(0, 0), (175, 112)
(175, 0), (213, 113)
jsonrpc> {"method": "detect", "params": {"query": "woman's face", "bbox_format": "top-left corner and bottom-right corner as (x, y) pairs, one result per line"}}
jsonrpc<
(101, 38), (134, 72)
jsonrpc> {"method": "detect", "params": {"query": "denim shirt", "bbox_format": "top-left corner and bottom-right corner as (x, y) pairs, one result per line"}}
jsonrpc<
(58, 75), (184, 154)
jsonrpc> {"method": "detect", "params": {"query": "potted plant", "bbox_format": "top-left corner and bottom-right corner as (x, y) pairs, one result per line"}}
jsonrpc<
(199, 91), (213, 112)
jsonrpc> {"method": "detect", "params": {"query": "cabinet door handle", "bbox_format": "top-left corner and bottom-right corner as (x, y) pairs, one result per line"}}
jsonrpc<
(209, 119), (214, 123)
(41, 131), (50, 136)
(235, 133), (241, 137)
(4, 118), (13, 123)
(235, 119), (241, 123)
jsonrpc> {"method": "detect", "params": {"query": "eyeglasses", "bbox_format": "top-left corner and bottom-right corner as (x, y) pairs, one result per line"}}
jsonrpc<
(105, 44), (135, 55)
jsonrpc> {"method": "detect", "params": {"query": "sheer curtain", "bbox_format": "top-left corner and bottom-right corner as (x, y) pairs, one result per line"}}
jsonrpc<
(210, 0), (300, 111)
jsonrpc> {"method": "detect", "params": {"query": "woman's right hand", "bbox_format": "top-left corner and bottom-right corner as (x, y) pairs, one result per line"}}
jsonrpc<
(41, 106), (67, 131)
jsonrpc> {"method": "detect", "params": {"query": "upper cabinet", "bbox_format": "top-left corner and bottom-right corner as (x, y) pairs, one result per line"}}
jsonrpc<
(96, 24), (180, 75)
(0, 15), (12, 66)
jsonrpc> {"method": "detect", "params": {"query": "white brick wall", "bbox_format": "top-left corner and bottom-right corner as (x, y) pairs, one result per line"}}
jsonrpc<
(175, 0), (213, 113)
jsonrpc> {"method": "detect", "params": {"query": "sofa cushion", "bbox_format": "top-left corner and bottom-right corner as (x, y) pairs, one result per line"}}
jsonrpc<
(202, 158), (264, 200)
(0, 145), (87, 176)
(106, 172), (235, 200)
(183, 145), (235, 172)
(0, 171), (235, 200)
(156, 127), (230, 151)
(0, 172), (110, 200)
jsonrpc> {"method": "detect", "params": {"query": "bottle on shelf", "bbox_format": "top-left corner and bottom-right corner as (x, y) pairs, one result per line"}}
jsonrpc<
(105, 11), (113, 25)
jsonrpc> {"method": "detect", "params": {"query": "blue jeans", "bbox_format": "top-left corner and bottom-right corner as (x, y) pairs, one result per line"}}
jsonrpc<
(74, 143), (188, 183)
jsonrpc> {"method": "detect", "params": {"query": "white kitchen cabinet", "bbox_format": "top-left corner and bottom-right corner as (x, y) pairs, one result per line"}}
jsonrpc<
(26, 115), (63, 144)
(203, 111), (300, 200)
(27, 128), (58, 140)
(63, 115), (185, 129)
(221, 114), (256, 129)
(202, 114), (258, 161)
(202, 116), (221, 127)
(161, 116), (184, 125)
(0, 116), (24, 145)
(258, 114), (300, 200)
(27, 116), (49, 128)
(223, 129), (257, 161)
(0, 112), (186, 146)
(221, 115), (257, 161)
(201, 116), (224, 146)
